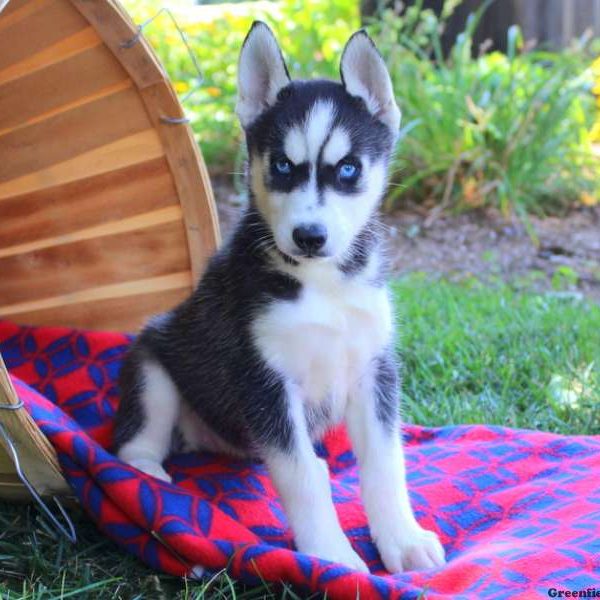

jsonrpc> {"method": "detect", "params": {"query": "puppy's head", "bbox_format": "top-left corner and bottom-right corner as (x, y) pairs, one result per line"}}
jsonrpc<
(237, 21), (400, 261)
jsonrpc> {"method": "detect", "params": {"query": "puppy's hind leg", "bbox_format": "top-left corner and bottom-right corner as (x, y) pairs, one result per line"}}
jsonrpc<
(113, 353), (180, 483)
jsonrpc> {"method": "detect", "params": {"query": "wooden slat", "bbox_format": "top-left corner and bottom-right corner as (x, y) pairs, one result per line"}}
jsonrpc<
(0, 129), (164, 200)
(0, 27), (101, 88)
(0, 0), (49, 27)
(0, 451), (22, 482)
(0, 446), (37, 501)
(0, 220), (191, 305)
(0, 450), (26, 501)
(0, 354), (70, 497)
(140, 81), (221, 282)
(0, 205), (182, 259)
(0, 80), (132, 139)
(0, 158), (179, 248)
(70, 0), (165, 89)
(0, 86), (152, 183)
(0, 272), (191, 317)
(0, 157), (178, 250)
(0, 43), (130, 135)
(0, 0), (89, 72)
(6, 286), (190, 332)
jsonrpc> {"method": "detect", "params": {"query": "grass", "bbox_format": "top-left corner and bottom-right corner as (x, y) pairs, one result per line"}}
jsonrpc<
(395, 275), (599, 434)
(0, 501), (283, 600)
(1, 276), (598, 599)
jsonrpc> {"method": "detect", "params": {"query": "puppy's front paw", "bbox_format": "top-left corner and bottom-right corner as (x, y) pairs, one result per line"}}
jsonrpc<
(376, 526), (445, 573)
(301, 536), (369, 573)
(128, 458), (172, 483)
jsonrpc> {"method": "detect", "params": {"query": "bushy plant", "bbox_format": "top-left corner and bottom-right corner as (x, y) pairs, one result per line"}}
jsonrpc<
(121, 0), (358, 171)
(368, 2), (599, 216)
(122, 0), (597, 215)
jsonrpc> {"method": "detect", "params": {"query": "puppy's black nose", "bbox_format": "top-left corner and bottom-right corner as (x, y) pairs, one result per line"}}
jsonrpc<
(292, 224), (327, 255)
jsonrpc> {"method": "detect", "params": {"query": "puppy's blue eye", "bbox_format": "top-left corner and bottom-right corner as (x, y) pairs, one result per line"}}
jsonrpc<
(338, 162), (359, 181)
(274, 159), (292, 175)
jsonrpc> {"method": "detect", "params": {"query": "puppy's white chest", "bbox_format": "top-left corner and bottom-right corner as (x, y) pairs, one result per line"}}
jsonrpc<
(252, 264), (393, 421)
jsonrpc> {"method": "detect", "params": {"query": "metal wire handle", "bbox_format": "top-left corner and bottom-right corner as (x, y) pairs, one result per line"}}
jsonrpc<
(0, 422), (76, 543)
(0, 397), (24, 410)
(120, 7), (205, 124)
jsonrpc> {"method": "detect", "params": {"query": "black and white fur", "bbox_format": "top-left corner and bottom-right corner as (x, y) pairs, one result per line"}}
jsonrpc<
(113, 22), (445, 573)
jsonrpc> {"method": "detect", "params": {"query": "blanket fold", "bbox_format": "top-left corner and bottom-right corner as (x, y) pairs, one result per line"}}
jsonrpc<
(0, 320), (598, 599)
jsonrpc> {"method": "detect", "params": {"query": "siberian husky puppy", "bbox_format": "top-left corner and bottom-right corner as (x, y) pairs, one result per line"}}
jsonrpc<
(113, 21), (445, 573)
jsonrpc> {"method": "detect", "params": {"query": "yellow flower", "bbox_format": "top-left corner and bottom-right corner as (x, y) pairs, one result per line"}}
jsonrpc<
(205, 86), (221, 98)
(580, 191), (597, 206)
(174, 81), (189, 93)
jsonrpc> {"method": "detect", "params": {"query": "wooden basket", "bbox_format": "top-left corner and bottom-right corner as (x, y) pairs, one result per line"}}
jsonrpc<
(0, 0), (220, 502)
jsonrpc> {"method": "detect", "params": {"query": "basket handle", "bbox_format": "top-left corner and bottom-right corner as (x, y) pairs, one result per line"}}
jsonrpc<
(0, 422), (76, 543)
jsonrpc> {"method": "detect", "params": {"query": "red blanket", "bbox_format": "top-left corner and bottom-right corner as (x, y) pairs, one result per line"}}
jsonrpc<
(1, 320), (599, 598)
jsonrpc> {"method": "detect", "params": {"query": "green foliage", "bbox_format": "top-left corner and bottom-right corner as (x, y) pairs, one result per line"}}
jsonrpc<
(121, 0), (359, 170)
(368, 2), (599, 216)
(121, 0), (598, 214)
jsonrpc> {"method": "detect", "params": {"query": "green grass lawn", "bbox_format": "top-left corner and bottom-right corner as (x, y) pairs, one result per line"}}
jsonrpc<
(396, 275), (599, 435)
(1, 276), (598, 599)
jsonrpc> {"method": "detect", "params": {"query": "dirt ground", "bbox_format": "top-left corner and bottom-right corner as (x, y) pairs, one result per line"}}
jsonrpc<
(212, 177), (600, 302)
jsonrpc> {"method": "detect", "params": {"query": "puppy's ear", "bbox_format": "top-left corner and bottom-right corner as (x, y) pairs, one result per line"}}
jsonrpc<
(236, 21), (291, 129)
(340, 31), (401, 133)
